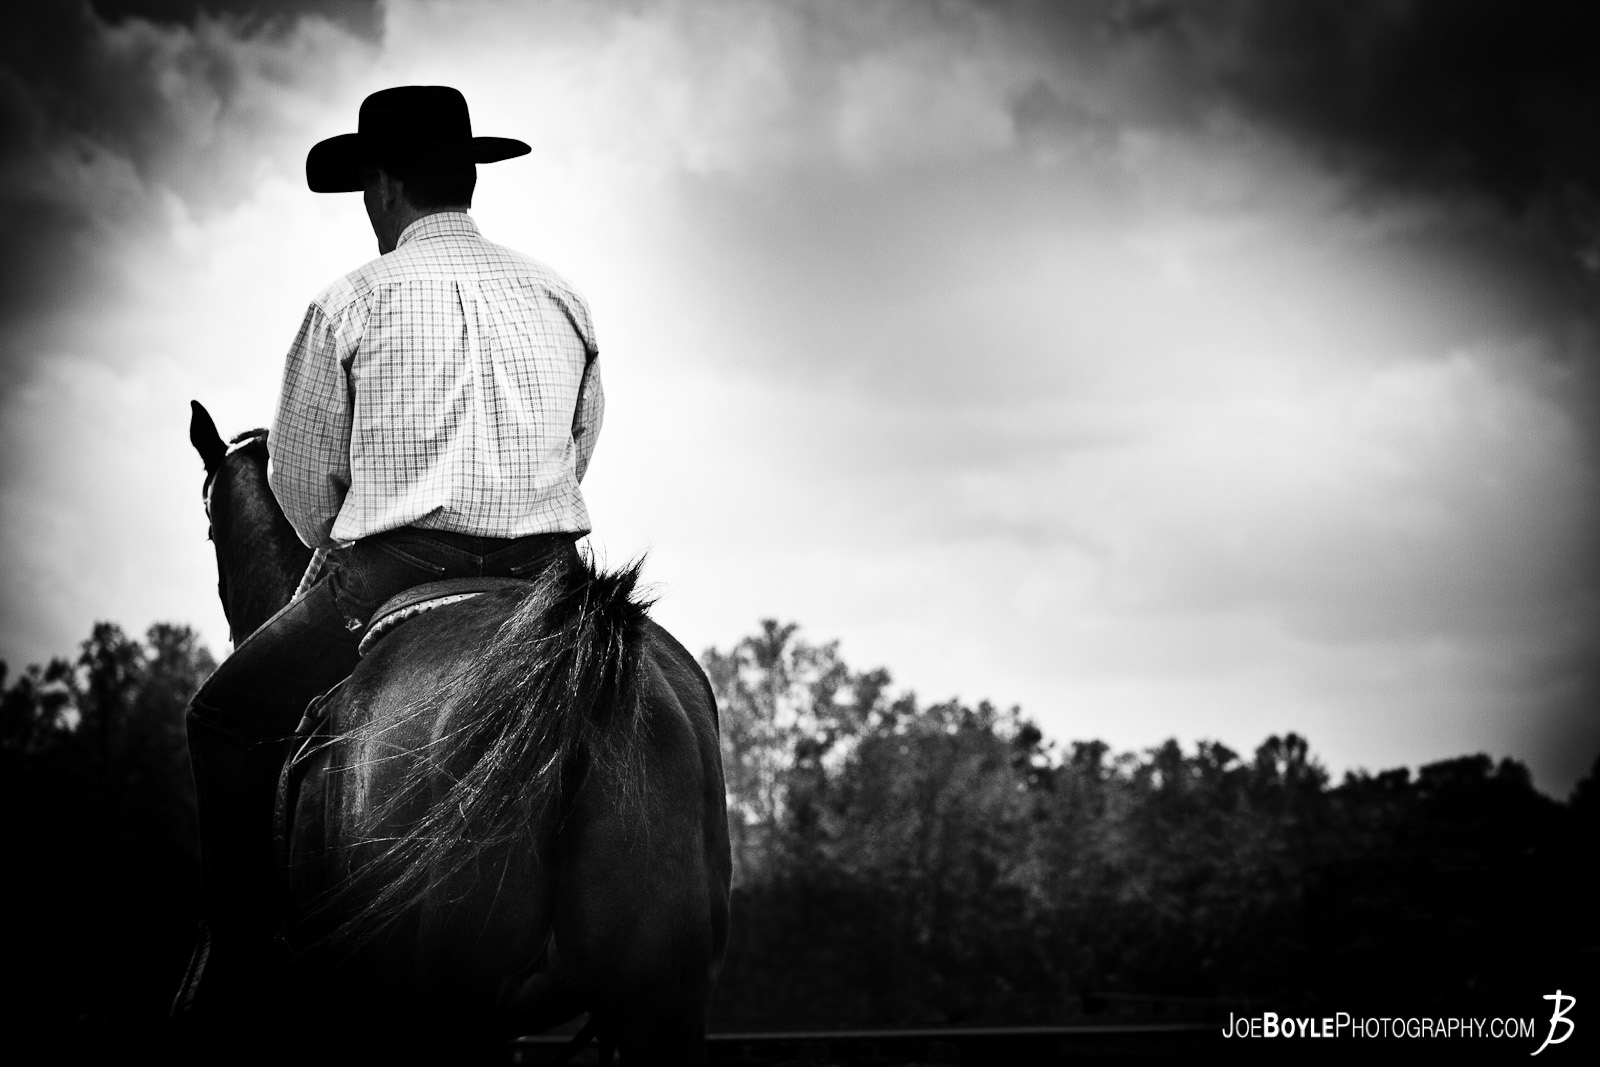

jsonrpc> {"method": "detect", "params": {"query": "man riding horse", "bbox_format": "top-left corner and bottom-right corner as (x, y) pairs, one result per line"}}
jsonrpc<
(180, 86), (604, 1024)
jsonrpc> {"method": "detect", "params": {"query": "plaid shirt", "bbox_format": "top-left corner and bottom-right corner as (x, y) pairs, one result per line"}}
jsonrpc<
(269, 212), (602, 549)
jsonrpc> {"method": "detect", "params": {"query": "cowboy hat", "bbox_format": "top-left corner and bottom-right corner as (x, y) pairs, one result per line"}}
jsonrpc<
(306, 86), (530, 193)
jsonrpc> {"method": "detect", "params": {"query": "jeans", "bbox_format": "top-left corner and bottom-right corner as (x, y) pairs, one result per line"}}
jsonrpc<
(183, 527), (579, 979)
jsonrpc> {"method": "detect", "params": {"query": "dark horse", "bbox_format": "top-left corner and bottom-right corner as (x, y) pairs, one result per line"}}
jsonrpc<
(188, 401), (730, 1063)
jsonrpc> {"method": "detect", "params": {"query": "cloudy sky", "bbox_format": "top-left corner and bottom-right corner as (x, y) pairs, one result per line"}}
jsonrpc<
(3, 0), (1597, 796)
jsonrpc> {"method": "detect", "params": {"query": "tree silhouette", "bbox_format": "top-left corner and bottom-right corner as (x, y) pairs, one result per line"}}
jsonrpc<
(1, 622), (214, 1048)
(701, 621), (1589, 1030)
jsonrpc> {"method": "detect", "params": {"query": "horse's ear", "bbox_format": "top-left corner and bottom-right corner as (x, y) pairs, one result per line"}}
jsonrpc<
(190, 400), (227, 474)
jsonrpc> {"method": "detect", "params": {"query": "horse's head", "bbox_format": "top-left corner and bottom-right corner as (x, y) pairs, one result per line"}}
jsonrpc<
(189, 400), (312, 643)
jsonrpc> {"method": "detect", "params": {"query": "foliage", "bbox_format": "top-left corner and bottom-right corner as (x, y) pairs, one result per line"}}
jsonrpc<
(704, 620), (1596, 1029)
(0, 622), (215, 1042)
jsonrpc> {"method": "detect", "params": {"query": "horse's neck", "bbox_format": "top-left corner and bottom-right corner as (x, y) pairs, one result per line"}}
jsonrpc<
(226, 456), (314, 640)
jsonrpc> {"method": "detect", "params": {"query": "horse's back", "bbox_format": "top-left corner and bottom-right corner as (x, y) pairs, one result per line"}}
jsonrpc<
(281, 568), (730, 1054)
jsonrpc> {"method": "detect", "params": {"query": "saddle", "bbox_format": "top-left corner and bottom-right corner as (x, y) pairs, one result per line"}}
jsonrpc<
(356, 576), (533, 656)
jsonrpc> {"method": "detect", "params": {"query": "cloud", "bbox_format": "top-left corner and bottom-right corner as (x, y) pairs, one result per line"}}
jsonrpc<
(0, 0), (376, 389)
(89, 0), (382, 40)
(4, 2), (373, 206)
(1122, 0), (1600, 279)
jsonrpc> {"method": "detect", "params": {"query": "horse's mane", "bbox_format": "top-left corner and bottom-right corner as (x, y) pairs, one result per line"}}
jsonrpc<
(308, 551), (655, 951)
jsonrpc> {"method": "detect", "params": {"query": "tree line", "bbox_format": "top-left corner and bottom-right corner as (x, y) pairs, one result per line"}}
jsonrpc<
(1, 622), (213, 1045)
(703, 621), (1598, 1029)
(2, 617), (1594, 1046)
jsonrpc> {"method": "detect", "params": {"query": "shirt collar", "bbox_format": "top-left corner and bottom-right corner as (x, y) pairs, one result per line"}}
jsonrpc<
(396, 211), (479, 250)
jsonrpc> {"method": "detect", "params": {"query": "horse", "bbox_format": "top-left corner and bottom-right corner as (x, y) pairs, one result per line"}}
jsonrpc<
(186, 400), (731, 1063)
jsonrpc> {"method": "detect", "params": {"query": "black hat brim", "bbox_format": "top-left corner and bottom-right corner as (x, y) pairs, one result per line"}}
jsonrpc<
(306, 133), (532, 193)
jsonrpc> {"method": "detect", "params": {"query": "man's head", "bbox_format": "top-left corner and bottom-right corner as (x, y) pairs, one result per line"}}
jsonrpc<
(306, 86), (528, 250)
(360, 159), (477, 254)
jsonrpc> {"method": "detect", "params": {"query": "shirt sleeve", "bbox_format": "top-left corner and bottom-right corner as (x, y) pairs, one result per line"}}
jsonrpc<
(572, 350), (604, 483)
(269, 301), (353, 548)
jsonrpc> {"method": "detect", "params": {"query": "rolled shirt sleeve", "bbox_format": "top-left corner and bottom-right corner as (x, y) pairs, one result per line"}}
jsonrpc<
(270, 301), (353, 549)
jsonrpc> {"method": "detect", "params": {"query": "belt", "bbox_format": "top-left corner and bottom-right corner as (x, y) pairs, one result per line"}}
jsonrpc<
(370, 526), (578, 556)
